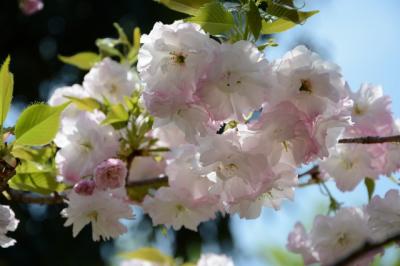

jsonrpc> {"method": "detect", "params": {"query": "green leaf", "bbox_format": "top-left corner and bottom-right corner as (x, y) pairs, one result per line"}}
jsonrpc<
(64, 96), (100, 111)
(96, 38), (124, 58)
(8, 161), (67, 195)
(11, 145), (55, 163)
(0, 56), (14, 128)
(126, 178), (168, 202)
(247, 0), (262, 39)
(365, 177), (375, 201)
(127, 27), (142, 64)
(120, 247), (174, 265)
(102, 104), (129, 125)
(261, 18), (296, 34)
(266, 0), (319, 24)
(15, 102), (70, 146)
(113, 23), (129, 45)
(187, 2), (235, 35)
(156, 0), (213, 15)
(59, 52), (100, 70)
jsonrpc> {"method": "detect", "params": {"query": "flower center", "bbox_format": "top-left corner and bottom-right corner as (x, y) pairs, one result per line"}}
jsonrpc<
(353, 103), (366, 116)
(170, 51), (186, 65)
(87, 211), (98, 222)
(299, 79), (312, 93)
(217, 162), (238, 179)
(336, 232), (350, 246)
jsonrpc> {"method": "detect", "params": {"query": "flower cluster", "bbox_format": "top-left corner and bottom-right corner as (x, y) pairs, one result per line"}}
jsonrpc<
(139, 21), (353, 230)
(36, 20), (399, 245)
(320, 84), (400, 191)
(49, 58), (137, 241)
(287, 189), (400, 265)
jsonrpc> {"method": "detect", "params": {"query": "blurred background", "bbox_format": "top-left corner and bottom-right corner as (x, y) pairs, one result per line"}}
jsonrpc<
(1, 0), (400, 265)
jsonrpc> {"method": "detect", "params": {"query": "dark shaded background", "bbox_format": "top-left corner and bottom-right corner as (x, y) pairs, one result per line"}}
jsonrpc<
(0, 1), (233, 265)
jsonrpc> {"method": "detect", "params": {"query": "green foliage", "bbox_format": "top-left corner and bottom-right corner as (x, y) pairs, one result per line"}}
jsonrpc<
(10, 144), (67, 194)
(64, 96), (101, 112)
(246, 0), (262, 39)
(15, 102), (69, 146)
(0, 56), (14, 129)
(96, 23), (141, 65)
(156, 0), (213, 15)
(11, 144), (55, 162)
(120, 247), (175, 265)
(101, 103), (129, 127)
(58, 52), (101, 70)
(264, 0), (319, 24)
(365, 177), (375, 201)
(187, 2), (235, 35)
(261, 18), (296, 34)
(126, 177), (168, 202)
(9, 160), (66, 194)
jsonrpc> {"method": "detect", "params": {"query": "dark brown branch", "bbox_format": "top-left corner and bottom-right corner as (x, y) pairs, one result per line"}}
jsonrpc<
(338, 135), (400, 144)
(331, 232), (400, 266)
(0, 159), (16, 192)
(298, 165), (320, 179)
(126, 176), (168, 187)
(8, 190), (65, 205)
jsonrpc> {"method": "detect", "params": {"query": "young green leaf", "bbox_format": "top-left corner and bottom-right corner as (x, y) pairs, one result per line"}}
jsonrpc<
(8, 161), (67, 195)
(64, 96), (100, 111)
(59, 52), (100, 70)
(101, 103), (129, 126)
(261, 18), (297, 34)
(15, 102), (70, 146)
(0, 56), (14, 128)
(96, 38), (124, 58)
(156, 0), (213, 16)
(364, 177), (375, 201)
(266, 0), (319, 24)
(187, 2), (235, 35)
(247, 0), (262, 39)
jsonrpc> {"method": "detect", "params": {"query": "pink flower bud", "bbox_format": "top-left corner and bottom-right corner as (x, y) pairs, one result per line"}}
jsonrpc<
(73, 179), (95, 196)
(94, 159), (127, 190)
(19, 0), (44, 15)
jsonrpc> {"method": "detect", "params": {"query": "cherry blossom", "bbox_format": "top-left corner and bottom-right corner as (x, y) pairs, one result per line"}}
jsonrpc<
(55, 111), (120, 184)
(62, 189), (133, 241)
(0, 205), (19, 248)
(83, 58), (137, 104)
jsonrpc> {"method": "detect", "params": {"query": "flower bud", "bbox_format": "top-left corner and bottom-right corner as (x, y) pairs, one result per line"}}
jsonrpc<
(94, 158), (127, 190)
(73, 180), (95, 196)
(19, 0), (44, 15)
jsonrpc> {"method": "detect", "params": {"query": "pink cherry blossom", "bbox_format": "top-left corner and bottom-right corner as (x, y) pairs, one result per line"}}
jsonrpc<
(94, 158), (127, 190)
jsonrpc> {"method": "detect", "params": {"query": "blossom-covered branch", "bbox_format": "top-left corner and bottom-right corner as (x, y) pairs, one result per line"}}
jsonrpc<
(331, 232), (400, 266)
(338, 135), (400, 144)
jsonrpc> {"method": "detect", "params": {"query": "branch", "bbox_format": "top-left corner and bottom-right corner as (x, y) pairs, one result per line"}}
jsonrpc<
(298, 165), (320, 179)
(0, 159), (16, 192)
(338, 135), (400, 144)
(126, 176), (168, 187)
(331, 232), (400, 266)
(7, 190), (65, 205)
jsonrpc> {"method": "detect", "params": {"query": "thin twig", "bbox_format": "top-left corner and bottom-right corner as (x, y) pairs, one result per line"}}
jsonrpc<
(338, 135), (400, 144)
(331, 232), (400, 266)
(298, 165), (320, 179)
